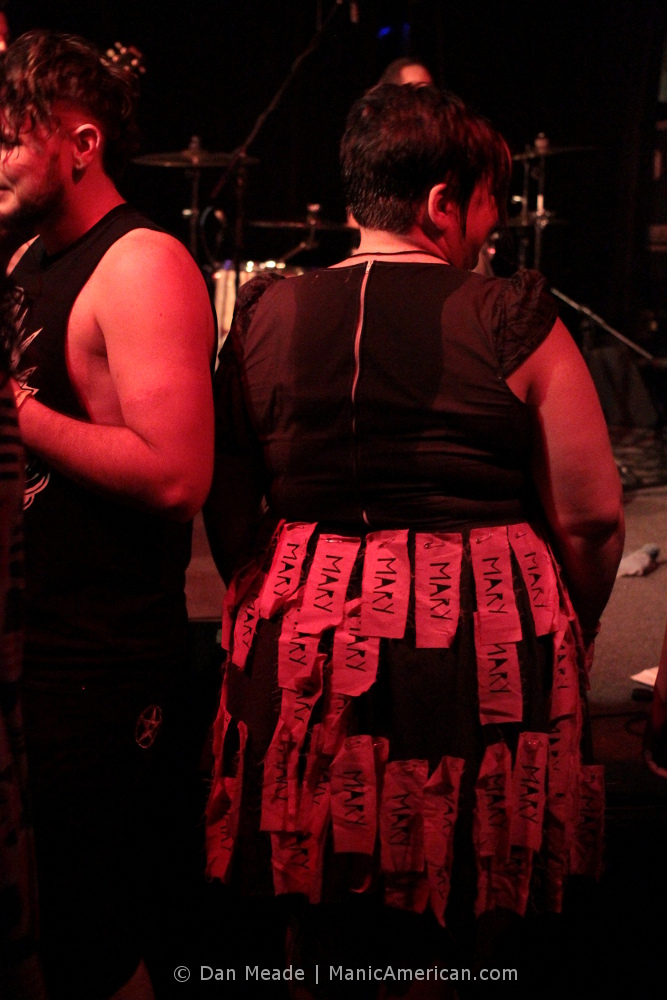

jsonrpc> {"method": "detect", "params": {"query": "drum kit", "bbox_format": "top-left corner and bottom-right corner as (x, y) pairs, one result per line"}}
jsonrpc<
(132, 130), (596, 338)
(133, 139), (356, 340)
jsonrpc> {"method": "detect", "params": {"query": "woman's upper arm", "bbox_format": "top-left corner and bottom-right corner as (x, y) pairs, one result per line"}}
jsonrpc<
(506, 317), (622, 535)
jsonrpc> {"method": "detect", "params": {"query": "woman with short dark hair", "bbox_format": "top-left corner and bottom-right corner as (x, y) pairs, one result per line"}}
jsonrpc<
(204, 85), (624, 997)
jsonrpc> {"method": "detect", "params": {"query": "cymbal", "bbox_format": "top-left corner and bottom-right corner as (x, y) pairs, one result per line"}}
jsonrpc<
(512, 144), (596, 162)
(133, 148), (259, 168)
(248, 219), (353, 232)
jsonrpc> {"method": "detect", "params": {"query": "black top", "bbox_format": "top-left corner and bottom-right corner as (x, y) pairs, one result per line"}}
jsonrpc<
(12, 205), (192, 668)
(218, 262), (557, 532)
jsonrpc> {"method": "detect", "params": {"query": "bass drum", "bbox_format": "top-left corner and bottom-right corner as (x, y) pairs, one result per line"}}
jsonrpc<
(212, 260), (305, 359)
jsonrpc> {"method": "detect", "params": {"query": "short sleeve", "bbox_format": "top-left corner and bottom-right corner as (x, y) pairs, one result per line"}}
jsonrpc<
(493, 269), (558, 378)
(212, 272), (285, 454)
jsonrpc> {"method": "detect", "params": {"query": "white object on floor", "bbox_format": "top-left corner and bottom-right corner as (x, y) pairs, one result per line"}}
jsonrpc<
(631, 666), (659, 687)
(616, 543), (660, 577)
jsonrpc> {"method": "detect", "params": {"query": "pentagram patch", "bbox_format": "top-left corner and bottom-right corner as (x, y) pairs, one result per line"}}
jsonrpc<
(134, 704), (163, 748)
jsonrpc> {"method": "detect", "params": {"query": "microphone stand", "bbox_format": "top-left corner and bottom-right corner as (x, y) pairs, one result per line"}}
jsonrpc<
(207, 1), (349, 292)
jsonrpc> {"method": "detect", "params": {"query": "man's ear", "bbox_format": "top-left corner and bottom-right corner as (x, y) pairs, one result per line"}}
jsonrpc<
(425, 182), (457, 231)
(70, 123), (103, 171)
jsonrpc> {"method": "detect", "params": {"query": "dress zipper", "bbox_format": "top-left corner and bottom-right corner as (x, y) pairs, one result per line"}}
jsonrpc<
(351, 260), (372, 526)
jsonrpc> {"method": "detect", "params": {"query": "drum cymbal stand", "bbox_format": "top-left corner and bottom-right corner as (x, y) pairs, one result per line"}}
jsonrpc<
(278, 204), (323, 263)
(551, 288), (657, 362)
(512, 135), (555, 271)
(511, 154), (532, 270)
(183, 137), (202, 258)
(207, 1), (350, 293)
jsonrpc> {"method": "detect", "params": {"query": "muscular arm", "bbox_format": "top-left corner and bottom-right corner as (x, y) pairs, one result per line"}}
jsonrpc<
(507, 318), (625, 631)
(15, 230), (215, 521)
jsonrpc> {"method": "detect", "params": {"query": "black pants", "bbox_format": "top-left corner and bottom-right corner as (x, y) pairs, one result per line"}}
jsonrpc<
(20, 661), (195, 1000)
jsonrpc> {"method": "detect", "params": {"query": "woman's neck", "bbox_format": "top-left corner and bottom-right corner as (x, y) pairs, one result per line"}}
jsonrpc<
(350, 228), (450, 263)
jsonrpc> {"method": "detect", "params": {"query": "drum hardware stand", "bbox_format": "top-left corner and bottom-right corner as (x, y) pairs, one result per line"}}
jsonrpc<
(207, 1), (349, 292)
(551, 288), (657, 363)
(510, 134), (596, 270)
(181, 136), (202, 258)
(278, 204), (324, 263)
(552, 287), (667, 485)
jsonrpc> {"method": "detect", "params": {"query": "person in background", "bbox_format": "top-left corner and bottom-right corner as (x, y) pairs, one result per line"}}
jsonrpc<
(0, 275), (48, 1000)
(0, 30), (214, 1000)
(379, 55), (434, 87)
(203, 84), (624, 997)
(0, 6), (9, 53)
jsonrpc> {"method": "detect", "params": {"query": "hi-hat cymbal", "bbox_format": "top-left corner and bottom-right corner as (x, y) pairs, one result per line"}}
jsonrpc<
(512, 144), (596, 162)
(133, 148), (259, 168)
(249, 218), (353, 232)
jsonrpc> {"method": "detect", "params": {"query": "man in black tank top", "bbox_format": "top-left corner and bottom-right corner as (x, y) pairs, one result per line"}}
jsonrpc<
(0, 31), (215, 1000)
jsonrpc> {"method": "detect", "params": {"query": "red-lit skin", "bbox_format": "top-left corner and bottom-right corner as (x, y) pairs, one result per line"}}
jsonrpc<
(337, 175), (624, 632)
(397, 64), (434, 87)
(3, 107), (215, 521)
(0, 13), (9, 52)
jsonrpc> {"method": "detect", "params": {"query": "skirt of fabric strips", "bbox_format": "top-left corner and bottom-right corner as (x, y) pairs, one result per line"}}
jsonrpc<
(205, 520), (604, 927)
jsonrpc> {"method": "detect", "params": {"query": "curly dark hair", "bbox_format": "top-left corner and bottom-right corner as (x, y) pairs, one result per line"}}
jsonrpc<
(0, 30), (140, 180)
(341, 84), (510, 235)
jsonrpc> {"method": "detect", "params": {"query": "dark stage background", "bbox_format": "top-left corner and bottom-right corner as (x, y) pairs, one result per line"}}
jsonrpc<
(6, 0), (667, 342)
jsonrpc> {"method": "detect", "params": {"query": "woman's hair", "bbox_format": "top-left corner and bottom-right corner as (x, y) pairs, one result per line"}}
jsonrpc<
(0, 30), (139, 180)
(341, 84), (510, 234)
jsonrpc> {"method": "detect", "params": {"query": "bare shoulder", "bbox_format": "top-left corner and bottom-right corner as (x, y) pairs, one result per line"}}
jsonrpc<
(87, 227), (215, 355)
(97, 227), (205, 285)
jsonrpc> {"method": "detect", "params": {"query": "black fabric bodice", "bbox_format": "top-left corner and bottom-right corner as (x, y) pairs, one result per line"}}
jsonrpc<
(223, 262), (557, 532)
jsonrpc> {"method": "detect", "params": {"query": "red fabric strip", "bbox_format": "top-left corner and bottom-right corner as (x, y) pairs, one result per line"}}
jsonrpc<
(277, 591), (321, 690)
(259, 521), (316, 619)
(544, 715), (580, 912)
(360, 530), (411, 639)
(414, 533), (463, 648)
(221, 559), (263, 652)
(230, 570), (266, 669)
(320, 689), (352, 758)
(509, 523), (559, 636)
(260, 721), (299, 832)
(297, 726), (332, 841)
(299, 535), (360, 634)
(474, 613), (523, 725)
(331, 598), (380, 696)
(550, 616), (581, 721)
(470, 527), (522, 644)
(210, 672), (230, 778)
(379, 759), (428, 873)
(546, 714), (580, 840)
(271, 830), (318, 896)
(205, 721), (247, 883)
(423, 756), (465, 926)
(548, 541), (576, 621)
(488, 846), (533, 916)
(509, 732), (548, 852)
(474, 742), (512, 862)
(570, 764), (605, 879)
(330, 735), (377, 855)
(279, 653), (324, 747)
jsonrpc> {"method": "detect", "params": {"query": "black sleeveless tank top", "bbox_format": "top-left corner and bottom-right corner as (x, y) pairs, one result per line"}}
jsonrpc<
(12, 204), (192, 669)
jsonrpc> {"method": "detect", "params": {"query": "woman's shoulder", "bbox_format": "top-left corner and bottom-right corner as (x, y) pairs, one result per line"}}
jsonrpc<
(469, 269), (558, 377)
